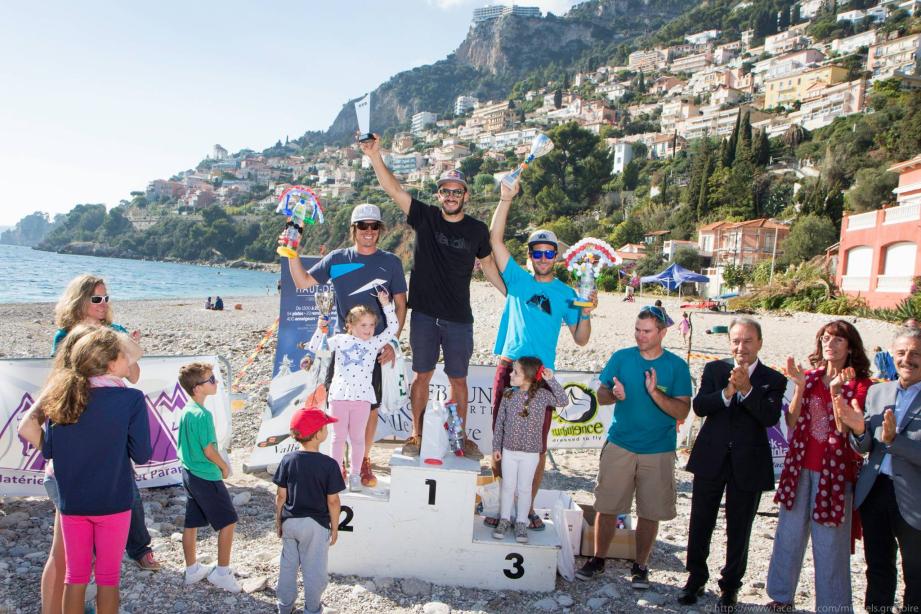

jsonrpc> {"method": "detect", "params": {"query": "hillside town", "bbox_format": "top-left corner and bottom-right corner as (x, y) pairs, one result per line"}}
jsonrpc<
(114, 1), (921, 308)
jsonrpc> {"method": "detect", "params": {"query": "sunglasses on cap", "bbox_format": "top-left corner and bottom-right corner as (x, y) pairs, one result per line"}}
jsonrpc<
(196, 374), (217, 387)
(355, 221), (381, 231)
(438, 188), (465, 198)
(90, 295), (110, 304)
(640, 305), (673, 326)
(529, 249), (557, 260)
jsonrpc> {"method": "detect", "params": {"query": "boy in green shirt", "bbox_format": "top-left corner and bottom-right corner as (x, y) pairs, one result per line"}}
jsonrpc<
(177, 362), (240, 593)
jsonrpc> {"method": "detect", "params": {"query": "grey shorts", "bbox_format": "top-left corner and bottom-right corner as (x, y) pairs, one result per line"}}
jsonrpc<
(409, 311), (473, 378)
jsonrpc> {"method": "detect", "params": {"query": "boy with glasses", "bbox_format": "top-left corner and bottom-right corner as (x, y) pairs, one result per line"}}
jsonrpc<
(176, 362), (240, 593)
(285, 203), (407, 486)
(359, 135), (503, 460)
(576, 306), (691, 588)
(483, 179), (594, 529)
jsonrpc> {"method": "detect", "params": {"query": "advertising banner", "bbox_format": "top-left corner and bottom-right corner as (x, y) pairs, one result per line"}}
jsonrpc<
(0, 355), (231, 497)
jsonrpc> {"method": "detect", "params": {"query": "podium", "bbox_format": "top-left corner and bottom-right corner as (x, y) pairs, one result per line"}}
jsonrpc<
(328, 450), (561, 592)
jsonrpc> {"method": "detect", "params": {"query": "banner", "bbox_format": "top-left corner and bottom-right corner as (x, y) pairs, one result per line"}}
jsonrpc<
(0, 355), (231, 497)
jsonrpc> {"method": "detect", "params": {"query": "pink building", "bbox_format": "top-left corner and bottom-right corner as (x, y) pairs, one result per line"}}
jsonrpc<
(837, 154), (921, 307)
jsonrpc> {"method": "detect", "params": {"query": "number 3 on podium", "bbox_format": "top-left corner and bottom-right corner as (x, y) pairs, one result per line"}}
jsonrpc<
(504, 553), (524, 579)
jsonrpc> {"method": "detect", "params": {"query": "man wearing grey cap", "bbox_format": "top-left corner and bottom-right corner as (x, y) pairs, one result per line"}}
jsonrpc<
(483, 179), (595, 529)
(360, 135), (502, 460)
(286, 203), (407, 487)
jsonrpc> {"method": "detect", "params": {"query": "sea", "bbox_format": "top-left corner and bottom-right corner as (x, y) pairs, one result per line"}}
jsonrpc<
(0, 244), (280, 303)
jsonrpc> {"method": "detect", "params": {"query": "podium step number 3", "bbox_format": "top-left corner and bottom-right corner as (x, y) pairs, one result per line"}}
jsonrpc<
(327, 451), (560, 592)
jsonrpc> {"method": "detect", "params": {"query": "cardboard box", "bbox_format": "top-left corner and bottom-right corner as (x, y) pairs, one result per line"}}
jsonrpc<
(532, 489), (583, 555)
(579, 503), (636, 560)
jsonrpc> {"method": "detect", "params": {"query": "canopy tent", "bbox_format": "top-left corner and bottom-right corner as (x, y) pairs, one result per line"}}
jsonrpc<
(640, 263), (709, 292)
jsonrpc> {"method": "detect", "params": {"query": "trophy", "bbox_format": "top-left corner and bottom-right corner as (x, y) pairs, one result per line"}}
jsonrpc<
(354, 93), (374, 143)
(313, 287), (335, 357)
(501, 133), (554, 188)
(276, 186), (323, 258)
(563, 238), (621, 307)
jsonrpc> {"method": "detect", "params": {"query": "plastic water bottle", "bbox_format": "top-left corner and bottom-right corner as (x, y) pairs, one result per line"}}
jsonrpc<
(444, 400), (465, 456)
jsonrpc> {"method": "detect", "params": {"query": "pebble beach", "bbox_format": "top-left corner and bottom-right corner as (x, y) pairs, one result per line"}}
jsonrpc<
(0, 283), (902, 613)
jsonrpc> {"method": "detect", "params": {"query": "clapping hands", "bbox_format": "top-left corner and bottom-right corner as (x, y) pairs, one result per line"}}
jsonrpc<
(611, 376), (626, 402)
(786, 356), (806, 387)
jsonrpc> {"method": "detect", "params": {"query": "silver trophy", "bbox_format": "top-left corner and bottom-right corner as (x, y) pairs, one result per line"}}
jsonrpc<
(315, 288), (335, 317)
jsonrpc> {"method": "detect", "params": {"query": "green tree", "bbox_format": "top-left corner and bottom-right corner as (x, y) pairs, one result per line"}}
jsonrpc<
(780, 214), (839, 266)
(845, 166), (898, 212)
(752, 128), (771, 166)
(608, 216), (644, 248)
(620, 159), (641, 191)
(722, 263), (750, 290)
(670, 246), (701, 271)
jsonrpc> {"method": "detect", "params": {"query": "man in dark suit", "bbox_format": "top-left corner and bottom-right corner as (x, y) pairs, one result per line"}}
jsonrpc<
(679, 317), (787, 612)
(839, 326), (921, 614)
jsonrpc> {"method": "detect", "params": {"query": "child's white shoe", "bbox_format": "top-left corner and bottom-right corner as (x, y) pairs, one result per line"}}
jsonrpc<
(349, 475), (362, 492)
(207, 567), (241, 593)
(184, 563), (213, 585)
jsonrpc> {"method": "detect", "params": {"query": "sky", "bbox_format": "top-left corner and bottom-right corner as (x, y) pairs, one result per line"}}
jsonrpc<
(0, 0), (580, 227)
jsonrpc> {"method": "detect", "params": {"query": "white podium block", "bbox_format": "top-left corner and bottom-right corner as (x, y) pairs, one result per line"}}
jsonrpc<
(328, 451), (560, 592)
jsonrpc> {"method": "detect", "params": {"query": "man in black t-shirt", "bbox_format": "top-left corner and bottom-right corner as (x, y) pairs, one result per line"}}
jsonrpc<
(360, 135), (503, 460)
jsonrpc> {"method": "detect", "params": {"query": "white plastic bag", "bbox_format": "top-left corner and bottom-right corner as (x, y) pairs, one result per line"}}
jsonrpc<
(476, 478), (502, 518)
(419, 402), (448, 464)
(553, 501), (576, 581)
(380, 340), (410, 417)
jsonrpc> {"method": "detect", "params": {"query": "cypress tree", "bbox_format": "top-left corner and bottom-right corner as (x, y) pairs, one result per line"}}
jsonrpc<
(753, 128), (771, 166)
(697, 154), (713, 220)
(735, 111), (753, 162)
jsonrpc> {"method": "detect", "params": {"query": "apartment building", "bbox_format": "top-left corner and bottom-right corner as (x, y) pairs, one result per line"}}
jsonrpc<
(697, 218), (790, 267)
(411, 112), (437, 135)
(763, 64), (849, 108)
(611, 141), (634, 174)
(675, 105), (769, 140)
(628, 48), (668, 72)
(454, 95), (478, 115)
(867, 33), (921, 81)
(470, 100), (512, 133)
(830, 29), (882, 55)
(754, 78), (866, 135)
(669, 50), (714, 75)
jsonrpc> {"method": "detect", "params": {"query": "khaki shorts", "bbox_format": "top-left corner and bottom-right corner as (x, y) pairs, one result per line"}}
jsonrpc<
(593, 441), (677, 522)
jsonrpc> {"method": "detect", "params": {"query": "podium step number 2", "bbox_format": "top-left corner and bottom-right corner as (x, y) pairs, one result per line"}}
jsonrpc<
(327, 451), (560, 592)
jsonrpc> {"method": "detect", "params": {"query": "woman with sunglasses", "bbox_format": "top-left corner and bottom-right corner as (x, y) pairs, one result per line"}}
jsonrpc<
(765, 320), (872, 612)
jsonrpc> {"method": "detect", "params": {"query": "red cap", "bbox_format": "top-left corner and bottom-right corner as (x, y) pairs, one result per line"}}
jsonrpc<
(290, 407), (337, 438)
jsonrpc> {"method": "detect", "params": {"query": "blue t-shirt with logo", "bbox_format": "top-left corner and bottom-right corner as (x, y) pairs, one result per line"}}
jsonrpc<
(309, 247), (407, 335)
(599, 347), (692, 454)
(493, 258), (580, 371)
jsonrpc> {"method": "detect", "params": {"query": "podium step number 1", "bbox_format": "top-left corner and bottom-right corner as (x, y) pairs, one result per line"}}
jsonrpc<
(328, 451), (561, 592)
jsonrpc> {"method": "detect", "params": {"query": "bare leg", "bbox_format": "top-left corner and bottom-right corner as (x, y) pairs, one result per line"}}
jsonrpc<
(448, 376), (469, 424)
(364, 407), (378, 454)
(635, 517), (659, 566)
(528, 453), (548, 515)
(62, 585), (87, 614)
(217, 524), (235, 567)
(95, 585), (119, 614)
(593, 512), (619, 557)
(182, 528), (197, 567)
(410, 371), (434, 437)
(42, 511), (65, 614)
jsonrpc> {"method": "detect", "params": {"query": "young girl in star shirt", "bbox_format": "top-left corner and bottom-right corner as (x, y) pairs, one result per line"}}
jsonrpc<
(308, 289), (397, 492)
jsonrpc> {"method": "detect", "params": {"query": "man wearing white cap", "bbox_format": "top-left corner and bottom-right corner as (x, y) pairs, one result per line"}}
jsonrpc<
(483, 179), (595, 529)
(360, 135), (502, 460)
(286, 203), (407, 487)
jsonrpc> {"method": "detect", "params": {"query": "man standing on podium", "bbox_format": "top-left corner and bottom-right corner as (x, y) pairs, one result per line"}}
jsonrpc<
(678, 317), (786, 612)
(360, 135), (503, 460)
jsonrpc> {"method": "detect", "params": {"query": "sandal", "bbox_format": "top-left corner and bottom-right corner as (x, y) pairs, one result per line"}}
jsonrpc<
(527, 512), (546, 531)
(483, 515), (499, 528)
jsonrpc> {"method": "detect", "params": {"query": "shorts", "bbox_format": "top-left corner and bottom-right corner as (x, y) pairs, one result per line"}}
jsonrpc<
(181, 469), (239, 531)
(409, 311), (473, 378)
(593, 442), (677, 521)
(492, 359), (553, 454)
(44, 475), (61, 509)
(326, 350), (382, 409)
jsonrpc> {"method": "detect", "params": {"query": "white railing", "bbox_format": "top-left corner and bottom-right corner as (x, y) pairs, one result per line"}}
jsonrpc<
(841, 276), (871, 291)
(883, 201), (921, 225)
(846, 211), (878, 231)
(876, 275), (913, 293)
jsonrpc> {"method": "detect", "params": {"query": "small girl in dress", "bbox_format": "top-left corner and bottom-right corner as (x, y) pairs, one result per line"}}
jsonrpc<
(309, 290), (397, 492)
(492, 356), (569, 544)
(678, 312), (691, 344)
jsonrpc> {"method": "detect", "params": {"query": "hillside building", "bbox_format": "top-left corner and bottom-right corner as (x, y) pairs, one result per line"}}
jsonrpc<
(472, 5), (540, 23)
(411, 112), (437, 135)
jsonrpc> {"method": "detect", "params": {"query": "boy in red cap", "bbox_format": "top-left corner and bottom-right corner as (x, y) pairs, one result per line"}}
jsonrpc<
(273, 408), (344, 614)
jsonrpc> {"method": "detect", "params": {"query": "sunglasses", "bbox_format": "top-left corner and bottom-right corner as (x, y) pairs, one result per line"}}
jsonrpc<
(529, 249), (557, 260)
(355, 221), (381, 231)
(89, 295), (110, 304)
(438, 188), (465, 198)
(196, 374), (217, 387)
(640, 305), (673, 326)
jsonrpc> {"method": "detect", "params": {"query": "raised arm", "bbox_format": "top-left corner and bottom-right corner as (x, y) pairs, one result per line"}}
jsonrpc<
(489, 181), (519, 273)
(479, 254), (506, 296)
(542, 374), (570, 408)
(359, 135), (411, 214)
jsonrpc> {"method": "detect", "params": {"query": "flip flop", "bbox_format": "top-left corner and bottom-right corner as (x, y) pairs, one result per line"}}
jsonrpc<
(528, 513), (546, 531)
(483, 516), (499, 528)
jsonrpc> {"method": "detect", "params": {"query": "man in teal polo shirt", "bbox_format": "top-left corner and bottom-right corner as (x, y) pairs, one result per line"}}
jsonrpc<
(576, 305), (692, 588)
(485, 179), (594, 530)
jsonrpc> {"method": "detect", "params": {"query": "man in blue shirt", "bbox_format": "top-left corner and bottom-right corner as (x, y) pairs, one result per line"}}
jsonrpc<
(485, 179), (594, 530)
(576, 305), (692, 589)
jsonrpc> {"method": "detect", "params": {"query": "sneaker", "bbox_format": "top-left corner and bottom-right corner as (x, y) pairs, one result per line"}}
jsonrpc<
(402, 435), (422, 457)
(135, 551), (161, 571)
(493, 518), (511, 540)
(514, 521), (529, 543)
(462, 438), (484, 460)
(575, 557), (605, 581)
(207, 568), (241, 593)
(360, 457), (377, 488)
(184, 563), (213, 585)
(631, 562), (650, 590)
(349, 475), (362, 492)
